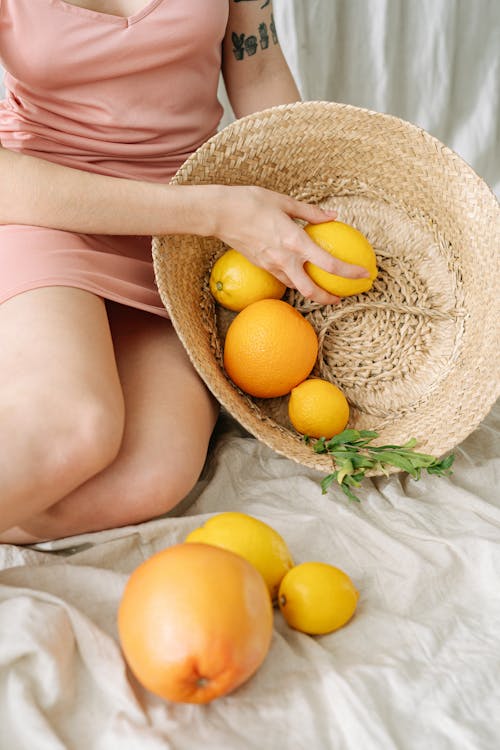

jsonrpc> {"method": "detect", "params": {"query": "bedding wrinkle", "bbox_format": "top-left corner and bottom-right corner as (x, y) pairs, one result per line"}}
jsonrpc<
(0, 404), (499, 747)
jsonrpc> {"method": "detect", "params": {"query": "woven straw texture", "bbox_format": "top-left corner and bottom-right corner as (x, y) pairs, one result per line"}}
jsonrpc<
(152, 101), (500, 473)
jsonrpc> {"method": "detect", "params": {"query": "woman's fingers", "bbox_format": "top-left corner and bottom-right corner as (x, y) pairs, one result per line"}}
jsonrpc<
(277, 253), (338, 305)
(285, 196), (337, 225)
(270, 264), (339, 304)
(271, 269), (294, 288)
(282, 197), (369, 280)
(290, 267), (341, 305)
(303, 237), (370, 279)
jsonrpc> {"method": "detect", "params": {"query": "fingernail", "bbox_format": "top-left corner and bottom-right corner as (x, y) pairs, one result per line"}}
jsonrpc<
(361, 269), (370, 278)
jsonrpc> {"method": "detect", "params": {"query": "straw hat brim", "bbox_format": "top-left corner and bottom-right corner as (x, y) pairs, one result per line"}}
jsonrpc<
(152, 101), (500, 474)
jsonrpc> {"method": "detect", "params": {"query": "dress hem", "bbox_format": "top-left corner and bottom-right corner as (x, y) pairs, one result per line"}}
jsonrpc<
(0, 279), (170, 318)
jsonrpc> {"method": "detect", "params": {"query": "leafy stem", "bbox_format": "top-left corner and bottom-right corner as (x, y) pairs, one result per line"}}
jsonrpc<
(305, 429), (455, 502)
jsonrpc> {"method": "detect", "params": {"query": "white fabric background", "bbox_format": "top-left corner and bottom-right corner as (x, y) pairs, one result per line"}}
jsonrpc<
(221, 0), (500, 198)
(1, 2), (500, 749)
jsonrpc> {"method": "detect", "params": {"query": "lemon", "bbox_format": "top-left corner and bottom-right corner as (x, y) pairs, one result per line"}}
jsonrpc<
(184, 512), (294, 601)
(288, 378), (349, 438)
(304, 221), (377, 297)
(278, 562), (359, 635)
(209, 248), (286, 311)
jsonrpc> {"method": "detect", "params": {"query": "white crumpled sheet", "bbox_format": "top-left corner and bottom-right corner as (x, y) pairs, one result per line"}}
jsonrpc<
(2, 1), (499, 748)
(1, 402), (499, 750)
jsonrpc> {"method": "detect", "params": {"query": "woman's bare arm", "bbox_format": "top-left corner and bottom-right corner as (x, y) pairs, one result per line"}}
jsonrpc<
(0, 145), (217, 236)
(221, 0), (301, 117)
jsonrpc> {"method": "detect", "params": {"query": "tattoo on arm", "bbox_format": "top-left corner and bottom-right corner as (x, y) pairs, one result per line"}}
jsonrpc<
(234, 0), (270, 8)
(231, 14), (278, 60)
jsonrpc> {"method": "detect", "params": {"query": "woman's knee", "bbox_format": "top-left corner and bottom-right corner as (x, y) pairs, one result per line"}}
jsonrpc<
(56, 388), (125, 476)
(120, 452), (207, 521)
(2, 384), (125, 496)
(0, 287), (127, 529)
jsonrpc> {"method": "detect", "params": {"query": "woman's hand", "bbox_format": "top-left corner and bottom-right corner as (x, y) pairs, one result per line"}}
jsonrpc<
(209, 185), (370, 305)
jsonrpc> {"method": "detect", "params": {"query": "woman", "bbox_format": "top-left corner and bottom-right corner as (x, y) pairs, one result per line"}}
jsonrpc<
(0, 0), (367, 543)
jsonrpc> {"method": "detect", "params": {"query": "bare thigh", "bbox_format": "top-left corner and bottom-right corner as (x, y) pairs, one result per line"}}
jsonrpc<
(102, 300), (220, 515)
(5, 301), (220, 541)
(0, 287), (125, 533)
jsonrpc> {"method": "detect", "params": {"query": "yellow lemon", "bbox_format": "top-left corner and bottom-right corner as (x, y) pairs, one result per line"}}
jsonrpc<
(184, 512), (294, 601)
(288, 378), (349, 438)
(209, 248), (286, 311)
(304, 221), (377, 297)
(278, 562), (359, 635)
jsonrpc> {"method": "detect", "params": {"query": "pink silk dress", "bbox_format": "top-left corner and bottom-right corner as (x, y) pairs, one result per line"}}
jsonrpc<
(0, 0), (228, 315)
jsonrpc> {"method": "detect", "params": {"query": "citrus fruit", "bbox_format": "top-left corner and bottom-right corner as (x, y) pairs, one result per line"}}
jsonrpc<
(288, 378), (349, 438)
(278, 561), (359, 635)
(185, 512), (294, 601)
(304, 221), (377, 296)
(223, 299), (318, 398)
(209, 248), (286, 311)
(117, 542), (273, 704)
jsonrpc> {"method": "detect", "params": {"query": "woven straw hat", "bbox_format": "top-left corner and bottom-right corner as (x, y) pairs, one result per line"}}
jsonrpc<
(152, 101), (500, 474)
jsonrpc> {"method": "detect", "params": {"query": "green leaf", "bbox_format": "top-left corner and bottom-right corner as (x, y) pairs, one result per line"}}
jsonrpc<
(403, 438), (418, 450)
(312, 437), (327, 454)
(358, 430), (380, 439)
(339, 482), (362, 502)
(349, 437), (379, 448)
(374, 438), (417, 451)
(402, 453), (436, 468)
(342, 473), (364, 488)
(326, 429), (361, 448)
(377, 462), (392, 477)
(336, 459), (355, 485)
(320, 473), (337, 494)
(327, 449), (360, 462)
(305, 431), (455, 502)
(350, 454), (376, 470)
(370, 451), (419, 477)
(427, 453), (455, 475)
(439, 454), (455, 470)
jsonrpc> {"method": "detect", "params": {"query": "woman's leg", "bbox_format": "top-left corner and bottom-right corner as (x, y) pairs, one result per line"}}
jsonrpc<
(0, 287), (126, 536)
(1, 302), (219, 543)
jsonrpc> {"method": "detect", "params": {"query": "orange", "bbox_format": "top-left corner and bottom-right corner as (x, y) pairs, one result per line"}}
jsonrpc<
(278, 562), (359, 635)
(117, 542), (273, 704)
(209, 248), (286, 311)
(223, 299), (318, 398)
(304, 221), (377, 296)
(288, 378), (350, 438)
